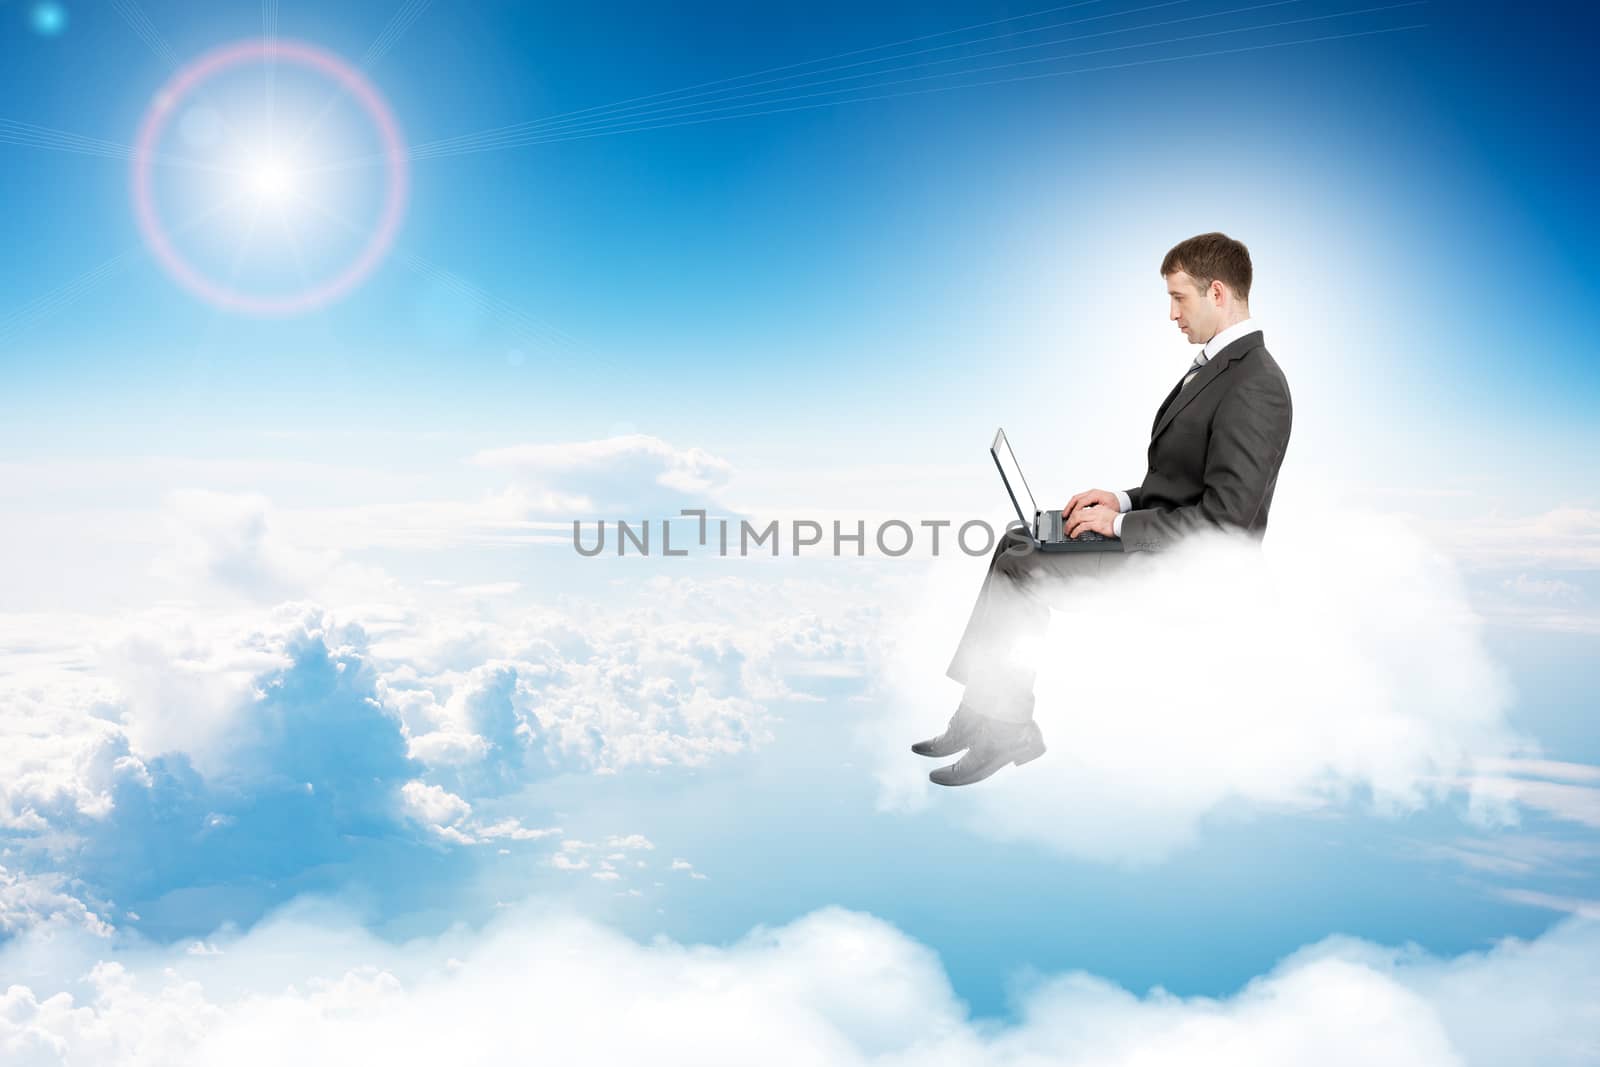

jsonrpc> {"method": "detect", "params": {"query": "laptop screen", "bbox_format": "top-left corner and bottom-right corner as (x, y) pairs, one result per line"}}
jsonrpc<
(991, 429), (1038, 526)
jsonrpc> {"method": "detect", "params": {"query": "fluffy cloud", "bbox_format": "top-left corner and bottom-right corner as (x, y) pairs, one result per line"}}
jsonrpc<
(0, 671), (146, 831)
(385, 615), (770, 776)
(398, 781), (558, 846)
(0, 565), (882, 945)
(0, 605), (435, 940)
(0, 867), (112, 938)
(0, 902), (1594, 1066)
(3, 571), (870, 837)
(870, 502), (1531, 863)
(386, 574), (880, 777)
(152, 489), (332, 601)
(0, 605), (412, 835)
(150, 490), (406, 606)
(606, 834), (654, 850)
(398, 781), (475, 843)
(472, 434), (735, 516)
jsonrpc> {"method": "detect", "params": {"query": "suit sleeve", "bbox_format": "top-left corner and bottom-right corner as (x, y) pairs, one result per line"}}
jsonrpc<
(1119, 372), (1292, 551)
(1113, 489), (1132, 539)
(1123, 487), (1142, 511)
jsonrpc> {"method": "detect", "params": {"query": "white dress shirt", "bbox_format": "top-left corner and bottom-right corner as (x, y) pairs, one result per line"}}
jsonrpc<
(1111, 317), (1259, 538)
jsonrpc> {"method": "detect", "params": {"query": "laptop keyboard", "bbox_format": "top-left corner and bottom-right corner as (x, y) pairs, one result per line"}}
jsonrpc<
(1040, 511), (1107, 542)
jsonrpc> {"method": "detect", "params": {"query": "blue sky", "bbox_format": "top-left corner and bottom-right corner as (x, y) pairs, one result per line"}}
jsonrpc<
(2, 1), (1598, 1062)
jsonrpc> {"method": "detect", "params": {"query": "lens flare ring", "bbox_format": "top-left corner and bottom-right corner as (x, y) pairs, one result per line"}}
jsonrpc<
(131, 39), (408, 316)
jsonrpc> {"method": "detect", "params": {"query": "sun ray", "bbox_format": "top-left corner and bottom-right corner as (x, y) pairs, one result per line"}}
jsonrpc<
(109, 0), (250, 159)
(0, 190), (251, 349)
(412, 0), (1112, 156)
(409, 2), (1425, 158)
(280, 0), (433, 167)
(304, 0), (1422, 175)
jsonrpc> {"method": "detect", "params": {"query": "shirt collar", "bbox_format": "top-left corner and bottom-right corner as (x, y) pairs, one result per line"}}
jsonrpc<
(1202, 316), (1258, 359)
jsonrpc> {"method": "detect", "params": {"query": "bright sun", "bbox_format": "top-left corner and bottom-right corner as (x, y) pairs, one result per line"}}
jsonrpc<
(246, 157), (298, 203)
(131, 39), (409, 314)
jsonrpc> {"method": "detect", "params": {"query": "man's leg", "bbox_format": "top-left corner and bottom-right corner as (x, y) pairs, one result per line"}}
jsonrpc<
(919, 533), (1132, 785)
(945, 529), (1111, 723)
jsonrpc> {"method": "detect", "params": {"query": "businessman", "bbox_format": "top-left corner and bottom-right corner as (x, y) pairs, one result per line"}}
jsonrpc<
(913, 232), (1293, 786)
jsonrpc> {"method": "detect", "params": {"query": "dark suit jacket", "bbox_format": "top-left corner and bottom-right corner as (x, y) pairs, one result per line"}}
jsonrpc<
(1120, 329), (1292, 552)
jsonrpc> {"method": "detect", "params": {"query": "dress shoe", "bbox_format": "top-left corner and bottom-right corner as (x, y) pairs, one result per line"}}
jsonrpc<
(911, 703), (984, 757)
(929, 717), (1045, 786)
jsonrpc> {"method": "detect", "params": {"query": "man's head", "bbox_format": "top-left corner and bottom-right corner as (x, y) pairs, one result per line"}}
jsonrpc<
(1161, 232), (1252, 345)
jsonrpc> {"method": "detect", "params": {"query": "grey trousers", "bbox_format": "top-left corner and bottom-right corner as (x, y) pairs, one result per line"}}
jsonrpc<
(944, 527), (1142, 723)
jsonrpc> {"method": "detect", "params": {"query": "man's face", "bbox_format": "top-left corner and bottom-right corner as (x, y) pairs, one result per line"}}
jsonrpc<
(1166, 271), (1219, 344)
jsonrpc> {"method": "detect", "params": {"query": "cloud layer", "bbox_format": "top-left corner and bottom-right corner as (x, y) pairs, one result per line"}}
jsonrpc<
(0, 565), (876, 939)
(1, 902), (1595, 1066)
(3, 434), (1594, 1064)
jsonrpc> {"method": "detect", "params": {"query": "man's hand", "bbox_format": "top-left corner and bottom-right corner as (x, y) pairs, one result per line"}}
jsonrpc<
(1063, 489), (1121, 526)
(1065, 503), (1118, 539)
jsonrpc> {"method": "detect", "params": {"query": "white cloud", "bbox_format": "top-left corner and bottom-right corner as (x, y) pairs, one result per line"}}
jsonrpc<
(474, 819), (560, 842)
(1499, 574), (1581, 601)
(869, 502), (1530, 863)
(471, 434), (735, 515)
(1494, 889), (1600, 920)
(87, 605), (300, 779)
(1415, 835), (1600, 878)
(399, 780), (475, 843)
(1426, 507), (1600, 571)
(1473, 759), (1600, 784)
(0, 671), (146, 831)
(0, 867), (112, 938)
(1454, 776), (1600, 829)
(0, 569), (872, 874)
(0, 903), (1595, 1066)
(667, 858), (707, 879)
(150, 489), (402, 606)
(383, 577), (873, 776)
(453, 581), (522, 597)
(606, 834), (655, 850)
(0, 602), (426, 862)
(398, 782), (560, 847)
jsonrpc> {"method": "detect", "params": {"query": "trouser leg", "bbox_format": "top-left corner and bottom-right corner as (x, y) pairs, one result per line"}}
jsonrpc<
(945, 529), (1117, 723)
(944, 529), (1040, 719)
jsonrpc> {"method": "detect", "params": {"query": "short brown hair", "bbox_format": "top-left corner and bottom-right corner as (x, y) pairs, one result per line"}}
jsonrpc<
(1161, 232), (1252, 304)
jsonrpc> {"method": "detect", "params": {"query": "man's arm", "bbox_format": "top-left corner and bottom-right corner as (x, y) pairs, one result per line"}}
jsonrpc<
(1118, 373), (1292, 551)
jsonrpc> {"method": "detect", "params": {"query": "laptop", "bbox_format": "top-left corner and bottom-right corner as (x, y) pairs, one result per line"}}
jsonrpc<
(990, 428), (1122, 553)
